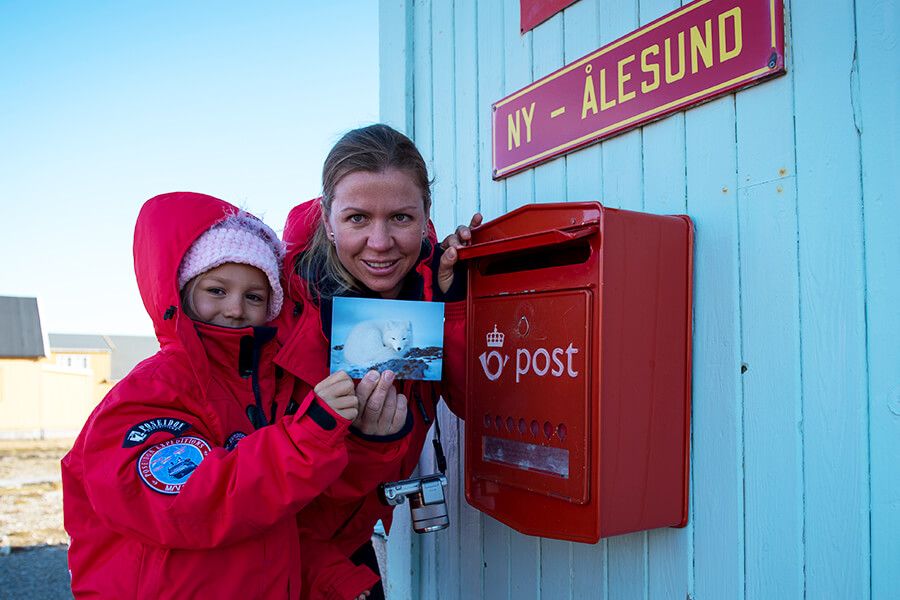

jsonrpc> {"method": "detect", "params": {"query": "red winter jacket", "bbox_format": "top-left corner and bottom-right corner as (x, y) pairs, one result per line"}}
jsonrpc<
(274, 198), (467, 600)
(62, 192), (353, 599)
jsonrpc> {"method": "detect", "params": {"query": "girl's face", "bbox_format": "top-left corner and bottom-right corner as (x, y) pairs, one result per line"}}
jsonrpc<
(325, 168), (427, 299)
(185, 262), (270, 328)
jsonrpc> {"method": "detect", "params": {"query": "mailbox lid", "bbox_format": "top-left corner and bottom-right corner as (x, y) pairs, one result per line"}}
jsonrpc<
(466, 201), (603, 245)
(460, 203), (603, 298)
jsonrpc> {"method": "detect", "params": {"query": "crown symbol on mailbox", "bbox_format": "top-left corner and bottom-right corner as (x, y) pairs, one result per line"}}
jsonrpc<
(486, 325), (505, 348)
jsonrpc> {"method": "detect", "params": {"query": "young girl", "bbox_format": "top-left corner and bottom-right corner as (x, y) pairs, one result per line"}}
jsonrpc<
(61, 191), (370, 598)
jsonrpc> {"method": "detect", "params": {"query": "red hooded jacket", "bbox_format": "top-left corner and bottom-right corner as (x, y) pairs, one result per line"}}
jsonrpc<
(62, 192), (353, 599)
(274, 198), (467, 599)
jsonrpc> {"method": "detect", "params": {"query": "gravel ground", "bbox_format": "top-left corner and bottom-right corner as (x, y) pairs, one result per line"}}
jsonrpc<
(0, 439), (73, 599)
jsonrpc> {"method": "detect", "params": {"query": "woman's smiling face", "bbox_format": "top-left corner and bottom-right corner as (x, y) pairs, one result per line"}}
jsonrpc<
(325, 168), (427, 299)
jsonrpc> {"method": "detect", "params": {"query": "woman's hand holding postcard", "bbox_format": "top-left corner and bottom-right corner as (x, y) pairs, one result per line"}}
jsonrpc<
(330, 297), (445, 381)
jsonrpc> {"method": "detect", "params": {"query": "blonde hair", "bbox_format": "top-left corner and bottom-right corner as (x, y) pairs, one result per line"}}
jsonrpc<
(298, 124), (432, 300)
(180, 276), (202, 321)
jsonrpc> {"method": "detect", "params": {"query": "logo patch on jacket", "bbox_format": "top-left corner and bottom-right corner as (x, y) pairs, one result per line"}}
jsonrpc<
(224, 431), (247, 451)
(137, 436), (211, 494)
(123, 418), (192, 447)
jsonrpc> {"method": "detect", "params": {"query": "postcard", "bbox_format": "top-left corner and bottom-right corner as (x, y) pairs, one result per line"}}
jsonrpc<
(330, 296), (445, 381)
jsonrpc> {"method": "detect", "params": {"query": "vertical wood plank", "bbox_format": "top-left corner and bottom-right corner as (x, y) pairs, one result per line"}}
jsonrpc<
(792, 0), (870, 596)
(430, 3), (459, 600)
(531, 12), (572, 600)
(431, 0), (457, 234)
(379, 0), (413, 134)
(503, 0), (535, 213)
(734, 12), (804, 595)
(435, 405), (461, 600)
(507, 531), (540, 599)
(453, 0), (480, 230)
(532, 13), (566, 206)
(476, 5), (511, 598)
(452, 1), (483, 598)
(476, 0), (506, 221)
(637, 0), (692, 596)
(737, 178), (803, 598)
(385, 499), (418, 599)
(563, 0), (603, 207)
(502, 1), (540, 597)
(418, 426), (438, 599)
(411, 1), (438, 596)
(413, 0), (434, 185)
(598, 0), (642, 206)
(598, 1), (646, 595)
(856, 2), (900, 597)
(563, 3), (607, 597)
(483, 516), (512, 600)
(685, 95), (744, 600)
(639, 0), (686, 215)
(607, 535), (646, 600)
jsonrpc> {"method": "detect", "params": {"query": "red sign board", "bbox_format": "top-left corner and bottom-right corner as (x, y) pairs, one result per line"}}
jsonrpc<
(521, 0), (581, 33)
(493, 0), (785, 179)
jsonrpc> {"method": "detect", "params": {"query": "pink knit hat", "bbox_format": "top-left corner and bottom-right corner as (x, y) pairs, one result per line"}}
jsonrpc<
(178, 211), (285, 322)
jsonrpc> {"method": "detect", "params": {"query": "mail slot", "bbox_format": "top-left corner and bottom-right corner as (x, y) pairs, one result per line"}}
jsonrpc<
(457, 202), (693, 543)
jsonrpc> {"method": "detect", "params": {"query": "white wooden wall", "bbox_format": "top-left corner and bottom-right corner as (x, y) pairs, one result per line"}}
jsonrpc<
(379, 0), (900, 598)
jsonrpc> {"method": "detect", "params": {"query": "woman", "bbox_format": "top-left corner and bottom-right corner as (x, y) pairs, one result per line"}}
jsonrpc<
(274, 124), (479, 599)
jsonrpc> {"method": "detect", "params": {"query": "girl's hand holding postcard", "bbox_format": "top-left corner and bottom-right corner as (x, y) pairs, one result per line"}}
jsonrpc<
(330, 297), (445, 381)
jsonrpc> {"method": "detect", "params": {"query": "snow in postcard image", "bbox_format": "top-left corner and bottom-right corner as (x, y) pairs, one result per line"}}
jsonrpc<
(330, 296), (444, 381)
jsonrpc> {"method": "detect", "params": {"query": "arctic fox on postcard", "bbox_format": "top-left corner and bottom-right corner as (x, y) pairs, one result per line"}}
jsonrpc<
(342, 320), (413, 366)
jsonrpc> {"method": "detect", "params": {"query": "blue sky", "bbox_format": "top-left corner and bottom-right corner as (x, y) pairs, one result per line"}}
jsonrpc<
(0, 1), (379, 335)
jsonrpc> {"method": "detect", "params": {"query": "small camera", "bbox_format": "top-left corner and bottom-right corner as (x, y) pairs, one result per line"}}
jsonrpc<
(378, 474), (449, 533)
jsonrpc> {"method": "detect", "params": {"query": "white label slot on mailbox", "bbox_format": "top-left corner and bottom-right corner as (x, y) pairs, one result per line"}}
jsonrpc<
(482, 436), (569, 478)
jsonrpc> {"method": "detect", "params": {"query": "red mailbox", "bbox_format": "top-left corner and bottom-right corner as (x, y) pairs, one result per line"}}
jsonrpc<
(457, 202), (692, 543)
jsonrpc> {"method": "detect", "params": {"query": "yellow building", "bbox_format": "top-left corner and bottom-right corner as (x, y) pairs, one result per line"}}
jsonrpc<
(0, 296), (158, 439)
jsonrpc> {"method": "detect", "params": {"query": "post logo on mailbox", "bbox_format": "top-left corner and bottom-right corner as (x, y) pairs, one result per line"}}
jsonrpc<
(478, 325), (508, 381)
(478, 323), (581, 383)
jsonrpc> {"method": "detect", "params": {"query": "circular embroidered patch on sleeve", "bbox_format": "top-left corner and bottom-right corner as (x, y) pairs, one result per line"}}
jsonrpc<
(137, 436), (211, 494)
(224, 431), (247, 451)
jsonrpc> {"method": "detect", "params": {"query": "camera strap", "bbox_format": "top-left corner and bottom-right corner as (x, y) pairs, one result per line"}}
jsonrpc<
(431, 383), (447, 475)
(432, 418), (447, 475)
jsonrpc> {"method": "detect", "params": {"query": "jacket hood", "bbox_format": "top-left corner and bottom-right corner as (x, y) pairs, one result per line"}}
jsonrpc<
(282, 198), (322, 283)
(134, 191), (267, 392)
(134, 192), (241, 333)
